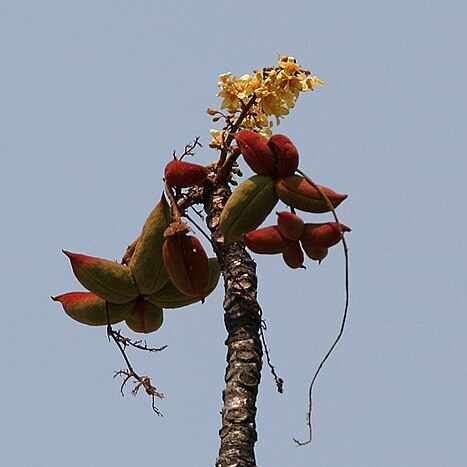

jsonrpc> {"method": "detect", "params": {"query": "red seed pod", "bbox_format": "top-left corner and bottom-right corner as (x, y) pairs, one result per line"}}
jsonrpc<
(162, 234), (209, 299)
(276, 175), (347, 213)
(300, 222), (351, 249)
(282, 242), (305, 269)
(267, 134), (299, 177)
(243, 226), (292, 254)
(276, 211), (305, 241)
(147, 258), (221, 309)
(234, 130), (277, 176)
(164, 160), (209, 188)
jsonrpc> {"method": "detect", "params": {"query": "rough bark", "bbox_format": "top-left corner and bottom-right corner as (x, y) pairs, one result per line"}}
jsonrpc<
(216, 243), (262, 467)
(205, 185), (263, 467)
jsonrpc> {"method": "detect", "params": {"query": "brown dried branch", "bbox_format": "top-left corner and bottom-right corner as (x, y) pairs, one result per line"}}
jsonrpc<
(105, 303), (165, 416)
(175, 136), (202, 161)
(258, 316), (284, 394)
(113, 369), (164, 416)
(110, 329), (168, 353)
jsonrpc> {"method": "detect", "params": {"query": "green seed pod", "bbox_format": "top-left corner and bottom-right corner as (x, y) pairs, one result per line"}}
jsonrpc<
(147, 258), (221, 309)
(52, 292), (135, 326)
(220, 175), (278, 244)
(125, 297), (164, 334)
(63, 251), (139, 304)
(129, 194), (172, 295)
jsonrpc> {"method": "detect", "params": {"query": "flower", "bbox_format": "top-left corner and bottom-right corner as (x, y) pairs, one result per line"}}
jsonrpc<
(209, 129), (225, 149)
(217, 73), (254, 112)
(212, 54), (324, 147)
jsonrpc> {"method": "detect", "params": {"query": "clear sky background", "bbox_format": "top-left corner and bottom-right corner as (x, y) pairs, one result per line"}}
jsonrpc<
(1, 1), (466, 466)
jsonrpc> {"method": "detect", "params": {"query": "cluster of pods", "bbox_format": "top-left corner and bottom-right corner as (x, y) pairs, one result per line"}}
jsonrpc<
(53, 191), (219, 334)
(219, 130), (350, 267)
(54, 129), (350, 332)
(244, 211), (350, 268)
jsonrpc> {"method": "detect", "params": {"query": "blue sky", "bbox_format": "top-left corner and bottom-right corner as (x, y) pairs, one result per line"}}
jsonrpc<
(1, 1), (466, 466)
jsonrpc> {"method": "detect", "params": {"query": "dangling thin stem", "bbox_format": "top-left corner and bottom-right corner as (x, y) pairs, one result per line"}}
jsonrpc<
(293, 169), (350, 446)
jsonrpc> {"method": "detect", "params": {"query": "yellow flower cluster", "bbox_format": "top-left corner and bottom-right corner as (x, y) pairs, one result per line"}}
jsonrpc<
(209, 55), (323, 149)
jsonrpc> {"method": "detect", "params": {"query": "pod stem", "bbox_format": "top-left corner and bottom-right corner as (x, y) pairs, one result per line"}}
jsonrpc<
(164, 181), (183, 222)
(216, 94), (257, 169)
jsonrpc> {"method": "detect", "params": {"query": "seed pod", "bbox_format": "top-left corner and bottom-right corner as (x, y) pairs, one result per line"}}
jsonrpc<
(301, 222), (351, 249)
(147, 258), (220, 309)
(276, 211), (305, 241)
(63, 251), (139, 304)
(282, 242), (306, 269)
(129, 194), (171, 295)
(243, 226), (292, 254)
(162, 234), (210, 299)
(220, 175), (279, 244)
(164, 160), (209, 187)
(275, 175), (347, 213)
(234, 130), (277, 176)
(125, 297), (163, 334)
(301, 244), (328, 262)
(52, 292), (135, 326)
(267, 134), (299, 177)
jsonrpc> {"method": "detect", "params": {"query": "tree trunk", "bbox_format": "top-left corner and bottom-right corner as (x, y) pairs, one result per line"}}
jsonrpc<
(205, 185), (263, 467)
(216, 242), (262, 467)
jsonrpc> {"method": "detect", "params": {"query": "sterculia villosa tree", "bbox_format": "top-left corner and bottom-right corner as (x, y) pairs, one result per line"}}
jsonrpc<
(53, 55), (350, 467)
